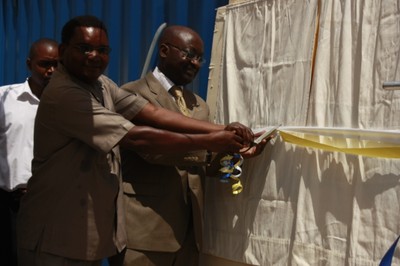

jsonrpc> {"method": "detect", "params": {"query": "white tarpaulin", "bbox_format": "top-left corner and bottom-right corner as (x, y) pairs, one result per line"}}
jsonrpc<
(203, 0), (400, 265)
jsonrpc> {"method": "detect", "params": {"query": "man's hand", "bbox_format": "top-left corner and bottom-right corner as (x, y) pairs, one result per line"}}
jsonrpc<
(224, 122), (254, 147)
(205, 130), (247, 153)
(240, 130), (276, 158)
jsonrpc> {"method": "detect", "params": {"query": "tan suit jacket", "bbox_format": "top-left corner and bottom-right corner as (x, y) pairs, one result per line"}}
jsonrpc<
(120, 73), (210, 252)
(17, 65), (148, 260)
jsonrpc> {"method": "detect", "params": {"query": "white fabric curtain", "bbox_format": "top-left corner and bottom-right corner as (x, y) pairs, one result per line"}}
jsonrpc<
(203, 0), (400, 265)
(213, 0), (316, 128)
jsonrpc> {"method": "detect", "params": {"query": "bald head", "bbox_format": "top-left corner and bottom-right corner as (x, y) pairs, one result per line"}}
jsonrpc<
(28, 38), (58, 59)
(157, 25), (204, 86)
(159, 25), (203, 49)
(26, 38), (59, 98)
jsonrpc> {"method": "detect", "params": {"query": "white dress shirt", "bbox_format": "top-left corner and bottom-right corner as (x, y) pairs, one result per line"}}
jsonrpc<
(0, 79), (39, 191)
(153, 66), (175, 92)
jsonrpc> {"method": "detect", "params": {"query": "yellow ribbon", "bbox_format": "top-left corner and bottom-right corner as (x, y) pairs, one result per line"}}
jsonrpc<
(219, 127), (400, 195)
(279, 128), (400, 159)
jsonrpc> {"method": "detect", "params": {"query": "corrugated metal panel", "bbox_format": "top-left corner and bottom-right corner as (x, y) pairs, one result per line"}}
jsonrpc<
(0, 0), (228, 99)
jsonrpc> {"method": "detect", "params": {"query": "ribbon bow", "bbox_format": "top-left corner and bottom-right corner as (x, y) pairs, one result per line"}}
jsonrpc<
(219, 153), (244, 195)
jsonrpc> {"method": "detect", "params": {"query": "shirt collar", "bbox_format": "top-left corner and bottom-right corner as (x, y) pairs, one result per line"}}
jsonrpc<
(153, 67), (180, 92)
(13, 79), (39, 101)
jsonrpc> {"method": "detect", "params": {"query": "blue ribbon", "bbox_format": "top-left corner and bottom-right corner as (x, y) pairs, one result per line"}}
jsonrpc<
(380, 235), (400, 266)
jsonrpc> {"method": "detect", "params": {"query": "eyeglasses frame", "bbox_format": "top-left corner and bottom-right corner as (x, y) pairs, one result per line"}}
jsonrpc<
(164, 43), (205, 65)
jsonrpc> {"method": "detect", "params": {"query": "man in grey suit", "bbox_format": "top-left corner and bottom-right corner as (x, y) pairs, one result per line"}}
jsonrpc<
(114, 25), (268, 266)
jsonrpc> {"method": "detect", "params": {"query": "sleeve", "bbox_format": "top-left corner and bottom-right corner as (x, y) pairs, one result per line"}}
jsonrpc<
(101, 75), (148, 121)
(51, 84), (135, 153)
(0, 95), (8, 181)
(0, 94), (5, 133)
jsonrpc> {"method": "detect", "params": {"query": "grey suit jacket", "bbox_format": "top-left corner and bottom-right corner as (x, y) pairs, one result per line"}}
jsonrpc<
(120, 72), (210, 252)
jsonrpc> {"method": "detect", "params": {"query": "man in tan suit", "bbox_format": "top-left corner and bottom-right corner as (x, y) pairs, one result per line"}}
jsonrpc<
(114, 26), (268, 266)
(17, 16), (258, 266)
(116, 25), (209, 266)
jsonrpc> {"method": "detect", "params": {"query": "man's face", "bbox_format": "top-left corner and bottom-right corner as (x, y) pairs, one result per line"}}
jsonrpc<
(27, 44), (59, 88)
(60, 26), (110, 84)
(161, 33), (204, 86)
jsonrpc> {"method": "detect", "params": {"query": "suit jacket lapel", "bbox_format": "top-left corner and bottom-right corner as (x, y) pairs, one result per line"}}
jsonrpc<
(144, 73), (182, 113)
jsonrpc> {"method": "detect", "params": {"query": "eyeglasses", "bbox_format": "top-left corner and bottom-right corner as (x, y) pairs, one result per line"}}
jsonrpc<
(165, 43), (205, 65)
(72, 44), (112, 55)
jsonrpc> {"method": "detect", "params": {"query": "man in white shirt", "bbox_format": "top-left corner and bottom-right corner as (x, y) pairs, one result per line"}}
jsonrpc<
(0, 37), (58, 266)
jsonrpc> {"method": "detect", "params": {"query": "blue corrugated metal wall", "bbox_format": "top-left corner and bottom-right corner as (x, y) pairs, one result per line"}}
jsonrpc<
(0, 0), (228, 99)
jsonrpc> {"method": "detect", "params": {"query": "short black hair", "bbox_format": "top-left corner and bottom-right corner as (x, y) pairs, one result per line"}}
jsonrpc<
(61, 15), (108, 44)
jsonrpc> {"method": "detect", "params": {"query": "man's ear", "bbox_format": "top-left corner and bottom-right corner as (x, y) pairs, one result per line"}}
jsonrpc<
(26, 58), (32, 71)
(159, 43), (169, 58)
